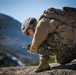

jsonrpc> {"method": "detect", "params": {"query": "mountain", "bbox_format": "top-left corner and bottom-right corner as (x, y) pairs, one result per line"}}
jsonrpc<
(0, 45), (33, 67)
(0, 13), (31, 48)
(0, 13), (39, 66)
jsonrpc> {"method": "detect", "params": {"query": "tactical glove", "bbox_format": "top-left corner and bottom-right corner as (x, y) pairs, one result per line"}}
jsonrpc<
(27, 44), (37, 54)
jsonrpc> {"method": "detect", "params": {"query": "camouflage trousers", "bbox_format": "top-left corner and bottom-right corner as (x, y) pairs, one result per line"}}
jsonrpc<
(37, 32), (76, 64)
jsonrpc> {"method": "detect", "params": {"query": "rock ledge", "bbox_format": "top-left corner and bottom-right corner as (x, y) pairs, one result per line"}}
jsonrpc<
(0, 59), (76, 75)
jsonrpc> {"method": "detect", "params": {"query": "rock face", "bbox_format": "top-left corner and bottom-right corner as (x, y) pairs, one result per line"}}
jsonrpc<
(0, 59), (76, 75)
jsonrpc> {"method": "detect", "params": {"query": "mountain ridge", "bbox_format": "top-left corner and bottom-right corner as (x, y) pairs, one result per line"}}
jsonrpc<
(0, 13), (39, 67)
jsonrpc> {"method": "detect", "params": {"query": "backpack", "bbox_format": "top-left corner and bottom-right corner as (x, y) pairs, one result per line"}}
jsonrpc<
(39, 7), (76, 42)
(63, 7), (76, 42)
(39, 7), (76, 26)
(63, 7), (76, 20)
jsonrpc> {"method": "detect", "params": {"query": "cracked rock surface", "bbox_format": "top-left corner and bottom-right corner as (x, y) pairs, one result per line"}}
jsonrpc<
(0, 59), (76, 75)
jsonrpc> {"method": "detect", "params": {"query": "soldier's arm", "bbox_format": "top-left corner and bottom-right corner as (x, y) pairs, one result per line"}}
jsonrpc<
(30, 19), (58, 54)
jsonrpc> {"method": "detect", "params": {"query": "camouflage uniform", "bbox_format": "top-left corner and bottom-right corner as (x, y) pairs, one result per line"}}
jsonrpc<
(37, 32), (76, 64)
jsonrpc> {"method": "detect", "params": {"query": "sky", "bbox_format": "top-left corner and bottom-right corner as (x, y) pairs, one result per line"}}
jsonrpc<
(0, 0), (76, 23)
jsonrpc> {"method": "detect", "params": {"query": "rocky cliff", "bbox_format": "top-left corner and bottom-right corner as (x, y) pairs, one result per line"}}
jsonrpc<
(0, 59), (76, 75)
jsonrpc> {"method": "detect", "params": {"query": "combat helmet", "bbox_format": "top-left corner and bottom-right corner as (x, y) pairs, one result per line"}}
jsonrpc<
(21, 18), (37, 36)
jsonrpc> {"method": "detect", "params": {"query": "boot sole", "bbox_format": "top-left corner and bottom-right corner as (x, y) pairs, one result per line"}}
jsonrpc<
(34, 66), (50, 73)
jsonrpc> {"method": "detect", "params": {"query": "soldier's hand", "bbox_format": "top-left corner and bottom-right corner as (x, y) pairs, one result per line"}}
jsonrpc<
(28, 50), (37, 54)
(27, 44), (37, 54)
(27, 44), (31, 51)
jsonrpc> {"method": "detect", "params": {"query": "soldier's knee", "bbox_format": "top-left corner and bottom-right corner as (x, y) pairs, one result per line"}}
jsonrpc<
(38, 54), (50, 60)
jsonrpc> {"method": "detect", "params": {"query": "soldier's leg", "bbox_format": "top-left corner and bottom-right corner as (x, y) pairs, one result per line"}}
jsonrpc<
(57, 46), (76, 64)
(34, 48), (50, 72)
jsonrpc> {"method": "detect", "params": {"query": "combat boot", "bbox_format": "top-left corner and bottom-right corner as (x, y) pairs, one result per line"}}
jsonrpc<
(34, 59), (50, 73)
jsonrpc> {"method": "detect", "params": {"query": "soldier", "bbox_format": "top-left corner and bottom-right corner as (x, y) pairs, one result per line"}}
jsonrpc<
(21, 7), (76, 72)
